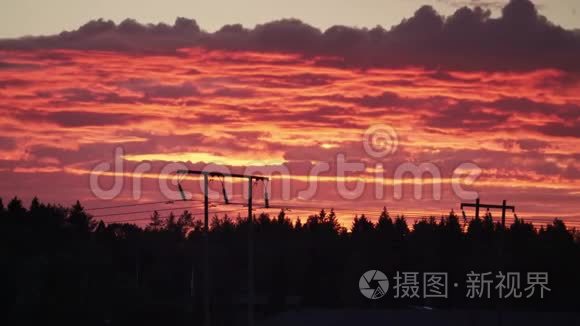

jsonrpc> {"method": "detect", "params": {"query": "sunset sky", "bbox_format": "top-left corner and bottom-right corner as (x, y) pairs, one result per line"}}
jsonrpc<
(1, 0), (579, 226)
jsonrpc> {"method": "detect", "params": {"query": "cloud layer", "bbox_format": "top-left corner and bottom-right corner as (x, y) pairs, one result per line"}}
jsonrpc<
(0, 0), (579, 226)
(2, 0), (580, 71)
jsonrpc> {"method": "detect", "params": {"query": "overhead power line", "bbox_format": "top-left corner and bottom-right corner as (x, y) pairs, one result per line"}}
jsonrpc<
(86, 199), (202, 211)
(92, 204), (204, 218)
(103, 207), (250, 224)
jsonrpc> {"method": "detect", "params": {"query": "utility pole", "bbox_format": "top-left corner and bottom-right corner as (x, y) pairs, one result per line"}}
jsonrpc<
(203, 172), (210, 326)
(460, 198), (515, 326)
(176, 170), (269, 326)
(460, 198), (515, 227)
(248, 177), (254, 326)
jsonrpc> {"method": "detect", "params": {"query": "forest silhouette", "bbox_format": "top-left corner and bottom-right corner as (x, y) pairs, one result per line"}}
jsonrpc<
(1, 196), (578, 325)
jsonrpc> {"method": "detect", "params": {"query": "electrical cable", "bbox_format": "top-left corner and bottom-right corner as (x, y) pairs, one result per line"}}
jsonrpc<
(86, 199), (201, 211)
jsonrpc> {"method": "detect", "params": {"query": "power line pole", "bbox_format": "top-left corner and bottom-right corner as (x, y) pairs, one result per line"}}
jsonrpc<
(460, 198), (515, 326)
(203, 172), (210, 326)
(248, 177), (254, 326)
(176, 170), (268, 326)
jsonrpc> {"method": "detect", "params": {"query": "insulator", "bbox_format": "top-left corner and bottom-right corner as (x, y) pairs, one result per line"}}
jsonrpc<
(221, 180), (230, 205)
(177, 182), (187, 201)
(264, 180), (270, 208)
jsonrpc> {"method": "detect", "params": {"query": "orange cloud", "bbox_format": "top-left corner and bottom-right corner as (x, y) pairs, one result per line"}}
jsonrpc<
(0, 47), (579, 226)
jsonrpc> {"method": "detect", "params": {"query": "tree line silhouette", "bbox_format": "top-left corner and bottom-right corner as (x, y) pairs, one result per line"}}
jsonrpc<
(1, 196), (578, 325)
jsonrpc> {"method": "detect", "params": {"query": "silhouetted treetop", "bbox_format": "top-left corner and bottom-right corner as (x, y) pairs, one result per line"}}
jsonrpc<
(1, 196), (578, 322)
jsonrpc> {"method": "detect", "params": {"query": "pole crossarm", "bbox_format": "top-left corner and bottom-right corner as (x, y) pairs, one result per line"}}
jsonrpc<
(176, 170), (269, 181)
(460, 203), (515, 211)
(460, 198), (516, 228)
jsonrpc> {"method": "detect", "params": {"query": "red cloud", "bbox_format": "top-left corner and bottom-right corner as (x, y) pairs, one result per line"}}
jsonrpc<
(0, 0), (579, 226)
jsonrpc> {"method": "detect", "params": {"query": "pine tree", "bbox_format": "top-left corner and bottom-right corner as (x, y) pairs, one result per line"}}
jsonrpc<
(351, 214), (374, 235)
(166, 212), (177, 232)
(318, 208), (327, 223)
(377, 206), (393, 232)
(277, 209), (286, 224)
(177, 210), (193, 229)
(8, 196), (26, 218)
(394, 215), (410, 239)
(30, 197), (41, 211)
(68, 200), (95, 234)
(325, 208), (340, 233)
(147, 210), (164, 231)
(294, 217), (302, 231)
(29, 197), (43, 221)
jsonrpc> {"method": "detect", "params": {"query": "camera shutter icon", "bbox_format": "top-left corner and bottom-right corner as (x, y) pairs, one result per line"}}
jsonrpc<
(359, 270), (389, 299)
